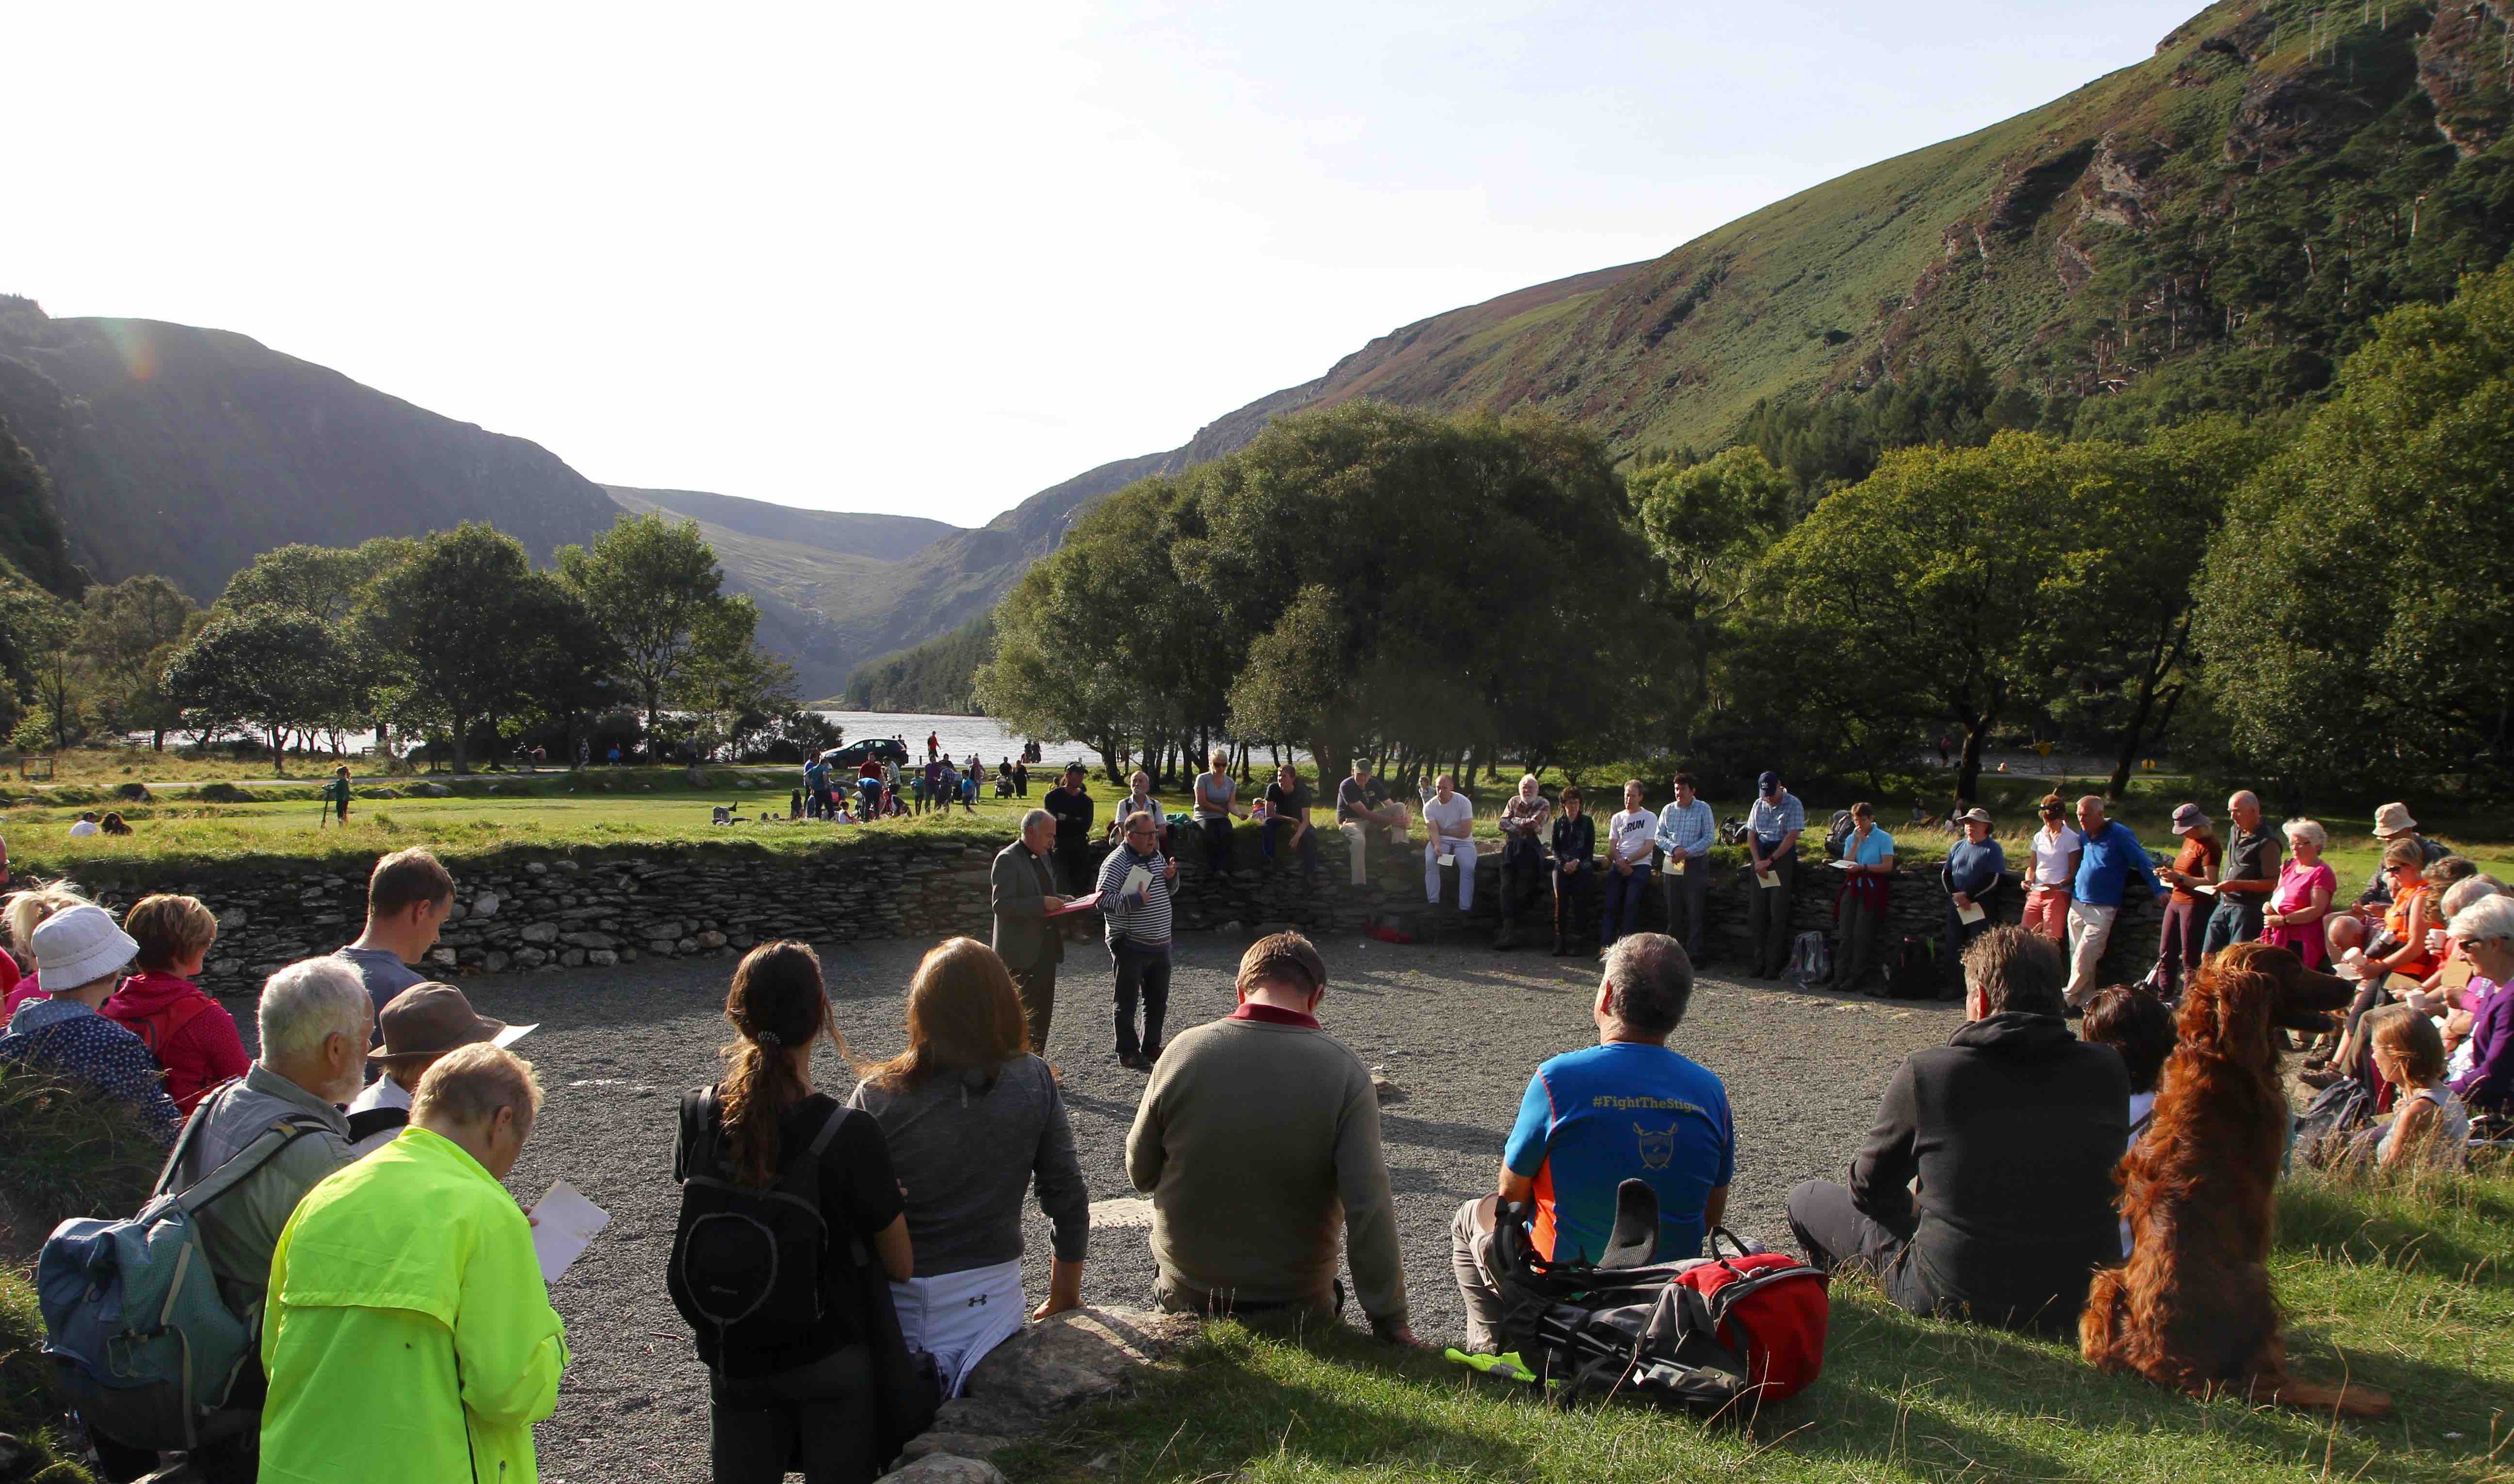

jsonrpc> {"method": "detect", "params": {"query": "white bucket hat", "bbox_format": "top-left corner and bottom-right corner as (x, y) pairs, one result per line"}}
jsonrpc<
(32, 903), (141, 991)
(2371, 802), (2417, 838)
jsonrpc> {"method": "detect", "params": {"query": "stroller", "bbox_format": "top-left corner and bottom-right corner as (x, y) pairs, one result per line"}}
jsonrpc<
(994, 773), (1015, 798)
(1484, 1181), (1830, 1413)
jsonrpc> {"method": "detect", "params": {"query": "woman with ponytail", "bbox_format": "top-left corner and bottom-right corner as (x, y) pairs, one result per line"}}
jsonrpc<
(849, 937), (1089, 1394)
(673, 941), (910, 1484)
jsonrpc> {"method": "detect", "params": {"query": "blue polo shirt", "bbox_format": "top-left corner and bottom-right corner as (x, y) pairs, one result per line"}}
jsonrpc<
(1842, 826), (1895, 869)
(2074, 821), (2164, 908)
(1502, 1041), (1735, 1263)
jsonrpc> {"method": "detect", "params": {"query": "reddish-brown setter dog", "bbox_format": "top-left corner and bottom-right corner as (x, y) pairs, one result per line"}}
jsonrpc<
(2082, 941), (2390, 1416)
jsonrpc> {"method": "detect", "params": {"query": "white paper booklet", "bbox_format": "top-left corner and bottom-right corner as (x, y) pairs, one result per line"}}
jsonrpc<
(532, 1179), (611, 1284)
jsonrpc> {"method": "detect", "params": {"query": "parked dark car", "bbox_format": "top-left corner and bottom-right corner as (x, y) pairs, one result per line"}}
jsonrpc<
(818, 738), (911, 771)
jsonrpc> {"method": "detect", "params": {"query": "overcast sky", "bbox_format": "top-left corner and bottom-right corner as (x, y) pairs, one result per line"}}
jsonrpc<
(10, 1), (2198, 525)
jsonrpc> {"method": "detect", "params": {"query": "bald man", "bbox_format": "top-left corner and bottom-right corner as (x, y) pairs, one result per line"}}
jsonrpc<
(2199, 789), (2282, 958)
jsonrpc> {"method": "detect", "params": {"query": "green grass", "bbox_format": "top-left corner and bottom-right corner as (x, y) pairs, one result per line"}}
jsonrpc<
(0, 1067), (158, 1484)
(1003, 1163), (2514, 1484)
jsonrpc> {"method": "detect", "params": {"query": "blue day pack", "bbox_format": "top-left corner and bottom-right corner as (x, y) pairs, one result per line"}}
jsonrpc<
(36, 1081), (330, 1451)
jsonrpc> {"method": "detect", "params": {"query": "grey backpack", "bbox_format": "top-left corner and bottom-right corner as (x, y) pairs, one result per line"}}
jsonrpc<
(1786, 931), (1832, 989)
(37, 1081), (332, 1451)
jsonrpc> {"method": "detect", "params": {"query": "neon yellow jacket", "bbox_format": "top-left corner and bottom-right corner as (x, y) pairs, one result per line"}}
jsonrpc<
(259, 1127), (569, 1484)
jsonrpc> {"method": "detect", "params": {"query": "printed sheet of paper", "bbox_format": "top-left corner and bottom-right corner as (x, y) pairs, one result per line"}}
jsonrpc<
(1122, 866), (1153, 899)
(532, 1179), (610, 1284)
(1828, 859), (1855, 871)
(1756, 870), (1781, 890)
(1669, 858), (1685, 875)
(1048, 891), (1102, 916)
(1437, 854), (1456, 868)
(1956, 901), (1987, 926)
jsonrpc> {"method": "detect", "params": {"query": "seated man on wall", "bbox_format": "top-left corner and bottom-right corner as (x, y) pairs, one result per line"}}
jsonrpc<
(1335, 759), (1410, 888)
(1125, 933), (1414, 1341)
(1786, 925), (2126, 1335)
(1450, 933), (1733, 1354)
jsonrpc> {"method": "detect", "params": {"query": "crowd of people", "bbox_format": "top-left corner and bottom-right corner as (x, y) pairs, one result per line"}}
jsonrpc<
(2, 765), (2506, 1482)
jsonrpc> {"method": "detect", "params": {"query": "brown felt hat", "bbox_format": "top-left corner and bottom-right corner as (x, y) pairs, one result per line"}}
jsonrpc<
(369, 982), (526, 1063)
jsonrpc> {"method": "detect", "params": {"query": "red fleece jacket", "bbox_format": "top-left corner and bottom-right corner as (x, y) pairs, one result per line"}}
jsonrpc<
(103, 970), (248, 1115)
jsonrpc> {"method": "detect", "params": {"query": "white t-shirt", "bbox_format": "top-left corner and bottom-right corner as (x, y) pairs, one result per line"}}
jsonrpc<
(2030, 825), (2085, 886)
(1422, 792), (1474, 843)
(1607, 808), (1656, 867)
(2119, 1089), (2157, 1257)
(67, 820), (99, 837)
(347, 1073), (414, 1157)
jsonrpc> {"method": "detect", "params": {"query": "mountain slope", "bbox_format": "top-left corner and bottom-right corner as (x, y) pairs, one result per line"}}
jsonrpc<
(860, 0), (2514, 696)
(604, 485), (954, 562)
(1222, 0), (2514, 458)
(0, 300), (622, 601)
(605, 485), (935, 697)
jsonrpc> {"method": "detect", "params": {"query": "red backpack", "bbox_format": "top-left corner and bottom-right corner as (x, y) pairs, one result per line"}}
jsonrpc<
(1666, 1240), (1830, 1401)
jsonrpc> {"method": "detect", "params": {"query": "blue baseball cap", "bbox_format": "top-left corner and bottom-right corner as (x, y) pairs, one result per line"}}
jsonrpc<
(1757, 771), (1781, 795)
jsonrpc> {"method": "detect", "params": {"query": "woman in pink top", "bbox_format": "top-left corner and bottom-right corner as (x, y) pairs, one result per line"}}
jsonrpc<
(2261, 819), (2338, 969)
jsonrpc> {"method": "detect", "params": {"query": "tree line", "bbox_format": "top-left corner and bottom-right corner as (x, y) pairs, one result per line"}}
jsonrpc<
(0, 512), (821, 774)
(976, 261), (2514, 811)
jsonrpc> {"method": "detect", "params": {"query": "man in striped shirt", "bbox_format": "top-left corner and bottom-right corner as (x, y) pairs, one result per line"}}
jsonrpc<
(1100, 812), (1180, 1070)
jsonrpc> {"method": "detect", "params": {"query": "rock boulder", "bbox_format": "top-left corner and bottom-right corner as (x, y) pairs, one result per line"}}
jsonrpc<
(960, 1306), (1197, 1418)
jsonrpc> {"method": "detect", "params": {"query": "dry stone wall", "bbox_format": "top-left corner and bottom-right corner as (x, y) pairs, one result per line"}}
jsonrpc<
(63, 823), (2162, 996)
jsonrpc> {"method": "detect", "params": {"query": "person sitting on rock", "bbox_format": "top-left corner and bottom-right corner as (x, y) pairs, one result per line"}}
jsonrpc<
(849, 938), (1088, 1395)
(1450, 933), (1731, 1354)
(1786, 925), (2126, 1334)
(1125, 932), (1414, 1343)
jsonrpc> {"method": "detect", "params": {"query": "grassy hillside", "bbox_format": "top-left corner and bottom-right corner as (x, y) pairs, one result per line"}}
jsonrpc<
(604, 484), (955, 562)
(867, 0), (2514, 698)
(1277, 0), (2514, 457)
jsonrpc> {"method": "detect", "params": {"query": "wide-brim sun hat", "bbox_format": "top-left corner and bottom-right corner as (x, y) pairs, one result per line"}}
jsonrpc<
(2371, 802), (2416, 838)
(31, 903), (140, 990)
(368, 982), (534, 1064)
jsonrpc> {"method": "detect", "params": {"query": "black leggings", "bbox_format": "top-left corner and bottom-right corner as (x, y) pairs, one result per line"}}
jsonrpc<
(708, 1343), (880, 1484)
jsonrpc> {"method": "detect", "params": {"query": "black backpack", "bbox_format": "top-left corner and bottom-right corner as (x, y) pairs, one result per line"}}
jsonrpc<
(1886, 935), (1941, 1000)
(668, 1087), (849, 1355)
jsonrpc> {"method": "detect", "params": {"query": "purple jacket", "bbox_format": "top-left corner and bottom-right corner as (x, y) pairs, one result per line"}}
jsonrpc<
(2452, 978), (2513, 1111)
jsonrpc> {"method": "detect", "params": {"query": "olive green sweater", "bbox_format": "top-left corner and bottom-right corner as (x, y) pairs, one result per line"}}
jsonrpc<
(1124, 1015), (1407, 1328)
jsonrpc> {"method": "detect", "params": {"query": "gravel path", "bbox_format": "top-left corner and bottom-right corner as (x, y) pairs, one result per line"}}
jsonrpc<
(417, 935), (1963, 1483)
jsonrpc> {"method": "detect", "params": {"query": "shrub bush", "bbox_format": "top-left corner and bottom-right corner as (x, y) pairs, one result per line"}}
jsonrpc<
(194, 782), (252, 804)
(112, 782), (150, 802)
(0, 1065), (165, 1257)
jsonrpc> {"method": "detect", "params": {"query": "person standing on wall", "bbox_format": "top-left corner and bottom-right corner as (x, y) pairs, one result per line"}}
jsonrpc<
(1745, 772), (1806, 979)
(1653, 772), (1715, 965)
(993, 809), (1067, 1079)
